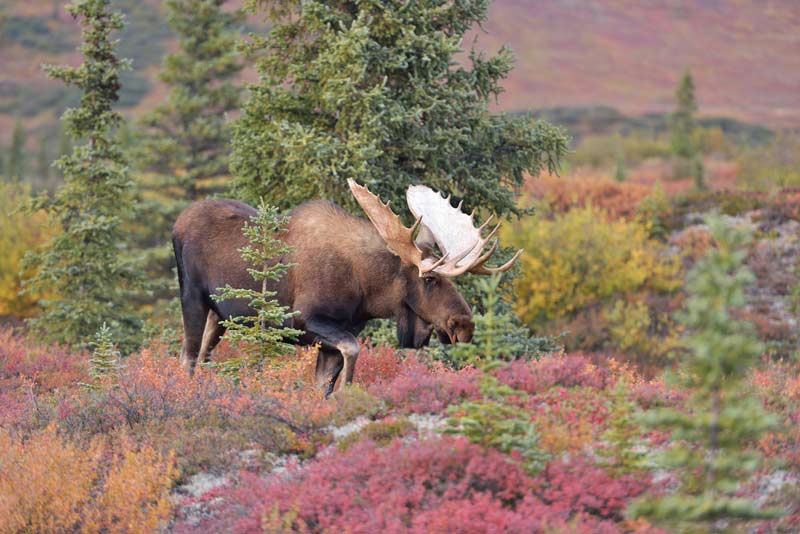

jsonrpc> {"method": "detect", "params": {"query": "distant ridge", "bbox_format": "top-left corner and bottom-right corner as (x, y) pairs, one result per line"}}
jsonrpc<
(1, 0), (798, 146)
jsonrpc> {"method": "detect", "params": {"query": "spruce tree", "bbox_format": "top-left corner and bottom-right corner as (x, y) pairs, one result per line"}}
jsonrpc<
(8, 119), (26, 181)
(628, 216), (781, 530)
(210, 199), (301, 375)
(22, 0), (142, 352)
(231, 0), (567, 218)
(448, 273), (559, 368)
(137, 0), (243, 223)
(670, 69), (704, 184)
(671, 70), (696, 158)
(134, 0), (244, 309)
(88, 322), (121, 381)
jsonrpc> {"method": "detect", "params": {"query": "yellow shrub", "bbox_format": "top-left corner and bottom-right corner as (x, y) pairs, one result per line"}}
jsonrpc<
(0, 182), (54, 317)
(506, 205), (681, 326)
(504, 206), (681, 365)
(0, 426), (178, 534)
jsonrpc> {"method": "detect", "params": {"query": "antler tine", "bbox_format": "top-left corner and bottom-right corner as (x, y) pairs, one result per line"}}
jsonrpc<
(477, 214), (495, 233)
(483, 222), (501, 243)
(469, 248), (524, 275)
(419, 252), (450, 274)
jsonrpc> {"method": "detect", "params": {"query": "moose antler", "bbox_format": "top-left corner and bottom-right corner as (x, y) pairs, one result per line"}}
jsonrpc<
(405, 185), (523, 276)
(348, 179), (479, 276)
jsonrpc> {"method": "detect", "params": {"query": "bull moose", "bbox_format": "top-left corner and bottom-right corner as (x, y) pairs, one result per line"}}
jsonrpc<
(171, 179), (521, 395)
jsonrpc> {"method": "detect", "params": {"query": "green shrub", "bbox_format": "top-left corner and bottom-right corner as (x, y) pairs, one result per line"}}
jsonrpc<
(446, 375), (549, 476)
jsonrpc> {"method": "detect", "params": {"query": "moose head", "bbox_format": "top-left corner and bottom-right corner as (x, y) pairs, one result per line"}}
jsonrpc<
(348, 179), (522, 348)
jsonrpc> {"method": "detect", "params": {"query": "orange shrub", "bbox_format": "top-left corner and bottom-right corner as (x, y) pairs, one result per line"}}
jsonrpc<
(0, 426), (177, 533)
(669, 226), (714, 261)
(526, 173), (652, 221)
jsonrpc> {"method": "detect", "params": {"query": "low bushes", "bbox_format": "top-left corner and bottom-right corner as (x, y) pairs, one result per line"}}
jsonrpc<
(0, 425), (177, 534)
(174, 437), (655, 534)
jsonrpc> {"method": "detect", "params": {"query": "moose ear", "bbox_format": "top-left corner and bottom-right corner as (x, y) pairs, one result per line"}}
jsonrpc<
(414, 224), (438, 258)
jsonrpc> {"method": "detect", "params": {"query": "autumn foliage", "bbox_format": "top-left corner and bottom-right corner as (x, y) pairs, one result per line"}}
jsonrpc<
(0, 425), (177, 533)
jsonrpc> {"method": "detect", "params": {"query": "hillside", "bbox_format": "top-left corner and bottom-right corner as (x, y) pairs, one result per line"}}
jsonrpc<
(1, 0), (799, 148)
(471, 0), (800, 128)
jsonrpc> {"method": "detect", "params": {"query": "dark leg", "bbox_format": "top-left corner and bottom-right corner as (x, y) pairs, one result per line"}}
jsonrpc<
(304, 317), (360, 396)
(198, 310), (226, 363)
(315, 349), (344, 397)
(179, 289), (209, 376)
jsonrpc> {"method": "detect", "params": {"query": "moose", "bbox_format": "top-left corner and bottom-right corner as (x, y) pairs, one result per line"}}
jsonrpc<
(172, 179), (521, 395)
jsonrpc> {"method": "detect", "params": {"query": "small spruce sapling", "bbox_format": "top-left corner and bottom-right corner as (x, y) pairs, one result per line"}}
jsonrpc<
(88, 323), (121, 381)
(446, 374), (549, 476)
(598, 378), (646, 476)
(628, 215), (782, 529)
(211, 200), (301, 375)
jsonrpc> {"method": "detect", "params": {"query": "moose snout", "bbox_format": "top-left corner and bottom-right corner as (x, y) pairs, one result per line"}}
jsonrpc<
(437, 315), (474, 344)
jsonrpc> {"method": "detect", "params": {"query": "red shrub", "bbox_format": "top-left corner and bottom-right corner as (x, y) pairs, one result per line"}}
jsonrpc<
(494, 353), (612, 395)
(367, 354), (480, 414)
(0, 327), (89, 392)
(175, 437), (657, 534)
(628, 378), (685, 410)
(528, 386), (611, 454)
(531, 457), (651, 522)
(352, 342), (405, 387)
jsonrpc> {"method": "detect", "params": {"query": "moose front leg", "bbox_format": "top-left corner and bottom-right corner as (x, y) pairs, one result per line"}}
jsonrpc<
(304, 317), (360, 397)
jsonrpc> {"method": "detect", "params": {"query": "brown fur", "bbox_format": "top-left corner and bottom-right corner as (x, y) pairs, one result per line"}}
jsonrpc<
(172, 198), (474, 395)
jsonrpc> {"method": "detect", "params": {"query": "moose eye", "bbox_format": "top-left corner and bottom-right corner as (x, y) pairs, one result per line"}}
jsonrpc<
(423, 276), (436, 288)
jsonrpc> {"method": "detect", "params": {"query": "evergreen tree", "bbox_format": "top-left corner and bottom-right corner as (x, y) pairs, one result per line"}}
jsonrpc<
(22, 0), (143, 352)
(448, 273), (559, 369)
(8, 118), (26, 180)
(231, 0), (567, 218)
(88, 322), (121, 381)
(629, 216), (781, 530)
(671, 70), (697, 159)
(134, 0), (244, 310)
(210, 199), (301, 375)
(670, 69), (704, 184)
(137, 0), (243, 220)
(691, 153), (706, 191)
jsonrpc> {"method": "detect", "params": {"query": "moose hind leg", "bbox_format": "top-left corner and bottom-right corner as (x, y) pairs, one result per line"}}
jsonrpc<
(198, 310), (226, 363)
(179, 290), (209, 375)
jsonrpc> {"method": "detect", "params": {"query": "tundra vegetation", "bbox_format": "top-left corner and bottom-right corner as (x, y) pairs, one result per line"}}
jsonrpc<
(1, 0), (800, 533)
